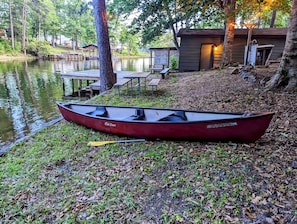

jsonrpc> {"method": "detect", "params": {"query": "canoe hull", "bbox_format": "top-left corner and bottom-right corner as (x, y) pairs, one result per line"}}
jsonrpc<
(57, 102), (274, 142)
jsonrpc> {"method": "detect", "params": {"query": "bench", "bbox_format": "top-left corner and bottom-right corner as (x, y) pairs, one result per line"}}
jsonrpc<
(150, 64), (164, 73)
(160, 68), (170, 79)
(113, 78), (131, 95)
(88, 80), (101, 96)
(148, 78), (161, 96)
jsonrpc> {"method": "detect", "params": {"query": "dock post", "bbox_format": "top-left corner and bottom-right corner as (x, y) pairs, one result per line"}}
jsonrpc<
(62, 78), (65, 96)
(78, 80), (82, 97)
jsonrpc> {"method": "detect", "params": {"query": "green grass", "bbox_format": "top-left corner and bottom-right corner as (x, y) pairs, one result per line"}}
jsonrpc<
(0, 122), (292, 222)
(0, 77), (296, 223)
(49, 46), (71, 54)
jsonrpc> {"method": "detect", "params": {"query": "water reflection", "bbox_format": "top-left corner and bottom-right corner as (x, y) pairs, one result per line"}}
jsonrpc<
(0, 60), (64, 151)
(113, 57), (150, 72)
(0, 57), (150, 153)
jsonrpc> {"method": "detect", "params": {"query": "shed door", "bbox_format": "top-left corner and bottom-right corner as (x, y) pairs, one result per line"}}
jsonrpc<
(200, 44), (214, 70)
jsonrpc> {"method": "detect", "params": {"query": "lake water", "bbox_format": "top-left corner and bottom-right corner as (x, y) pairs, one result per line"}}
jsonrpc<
(0, 57), (150, 153)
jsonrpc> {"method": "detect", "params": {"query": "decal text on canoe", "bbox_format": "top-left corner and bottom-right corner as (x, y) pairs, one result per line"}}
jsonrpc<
(207, 122), (238, 129)
(104, 122), (116, 127)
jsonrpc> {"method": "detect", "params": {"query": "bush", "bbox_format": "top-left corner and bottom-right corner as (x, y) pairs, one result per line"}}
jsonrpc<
(26, 40), (51, 56)
(170, 55), (179, 70)
(0, 38), (14, 54)
(0, 38), (22, 55)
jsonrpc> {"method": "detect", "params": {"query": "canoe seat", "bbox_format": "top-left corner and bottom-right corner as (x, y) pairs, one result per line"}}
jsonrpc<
(125, 108), (145, 121)
(87, 106), (109, 117)
(159, 111), (187, 122)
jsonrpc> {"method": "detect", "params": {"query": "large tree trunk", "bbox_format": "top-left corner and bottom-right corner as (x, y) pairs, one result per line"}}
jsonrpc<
(266, 0), (297, 91)
(9, 0), (15, 49)
(92, 0), (116, 92)
(221, 0), (236, 67)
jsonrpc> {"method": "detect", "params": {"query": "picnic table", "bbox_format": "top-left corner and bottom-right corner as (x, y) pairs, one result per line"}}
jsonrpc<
(123, 72), (151, 94)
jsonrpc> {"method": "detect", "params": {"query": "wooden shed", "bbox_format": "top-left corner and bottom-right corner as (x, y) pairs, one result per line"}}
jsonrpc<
(82, 44), (98, 60)
(177, 28), (287, 71)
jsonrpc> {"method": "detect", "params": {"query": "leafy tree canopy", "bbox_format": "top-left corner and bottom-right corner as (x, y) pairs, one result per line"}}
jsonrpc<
(0, 0), (293, 53)
(109, 0), (291, 47)
(237, 0), (292, 24)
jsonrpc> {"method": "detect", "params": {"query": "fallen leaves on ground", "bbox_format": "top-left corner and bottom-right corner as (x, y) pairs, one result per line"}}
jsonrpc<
(0, 64), (296, 223)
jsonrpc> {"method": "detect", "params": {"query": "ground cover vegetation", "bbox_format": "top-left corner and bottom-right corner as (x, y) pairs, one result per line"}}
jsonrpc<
(0, 65), (296, 223)
(0, 0), (296, 221)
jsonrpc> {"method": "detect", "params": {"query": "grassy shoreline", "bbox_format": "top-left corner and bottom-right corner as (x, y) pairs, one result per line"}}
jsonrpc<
(0, 48), (149, 62)
(0, 70), (296, 223)
(0, 53), (36, 62)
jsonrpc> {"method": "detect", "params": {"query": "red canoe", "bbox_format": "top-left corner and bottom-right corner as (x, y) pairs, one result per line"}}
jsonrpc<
(57, 102), (274, 142)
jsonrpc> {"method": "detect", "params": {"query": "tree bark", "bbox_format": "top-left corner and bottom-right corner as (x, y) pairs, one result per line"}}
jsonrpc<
(92, 0), (116, 92)
(44, 31), (47, 41)
(266, 0), (297, 91)
(270, 10), (277, 28)
(75, 32), (79, 50)
(37, 16), (41, 40)
(22, 0), (27, 55)
(9, 0), (15, 49)
(221, 0), (236, 67)
(170, 23), (180, 53)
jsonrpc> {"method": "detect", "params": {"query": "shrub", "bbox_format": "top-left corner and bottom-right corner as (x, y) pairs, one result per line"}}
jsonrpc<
(0, 38), (13, 54)
(170, 55), (179, 70)
(26, 40), (51, 56)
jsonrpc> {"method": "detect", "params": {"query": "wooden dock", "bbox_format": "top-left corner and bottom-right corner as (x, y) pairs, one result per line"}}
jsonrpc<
(42, 52), (86, 61)
(60, 69), (101, 80)
(60, 70), (135, 99)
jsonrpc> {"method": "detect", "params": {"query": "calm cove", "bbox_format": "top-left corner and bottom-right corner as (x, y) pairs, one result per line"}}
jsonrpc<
(0, 57), (150, 153)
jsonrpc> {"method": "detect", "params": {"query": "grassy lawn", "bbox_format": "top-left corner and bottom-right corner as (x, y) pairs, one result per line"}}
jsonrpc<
(0, 70), (296, 223)
(49, 46), (70, 54)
